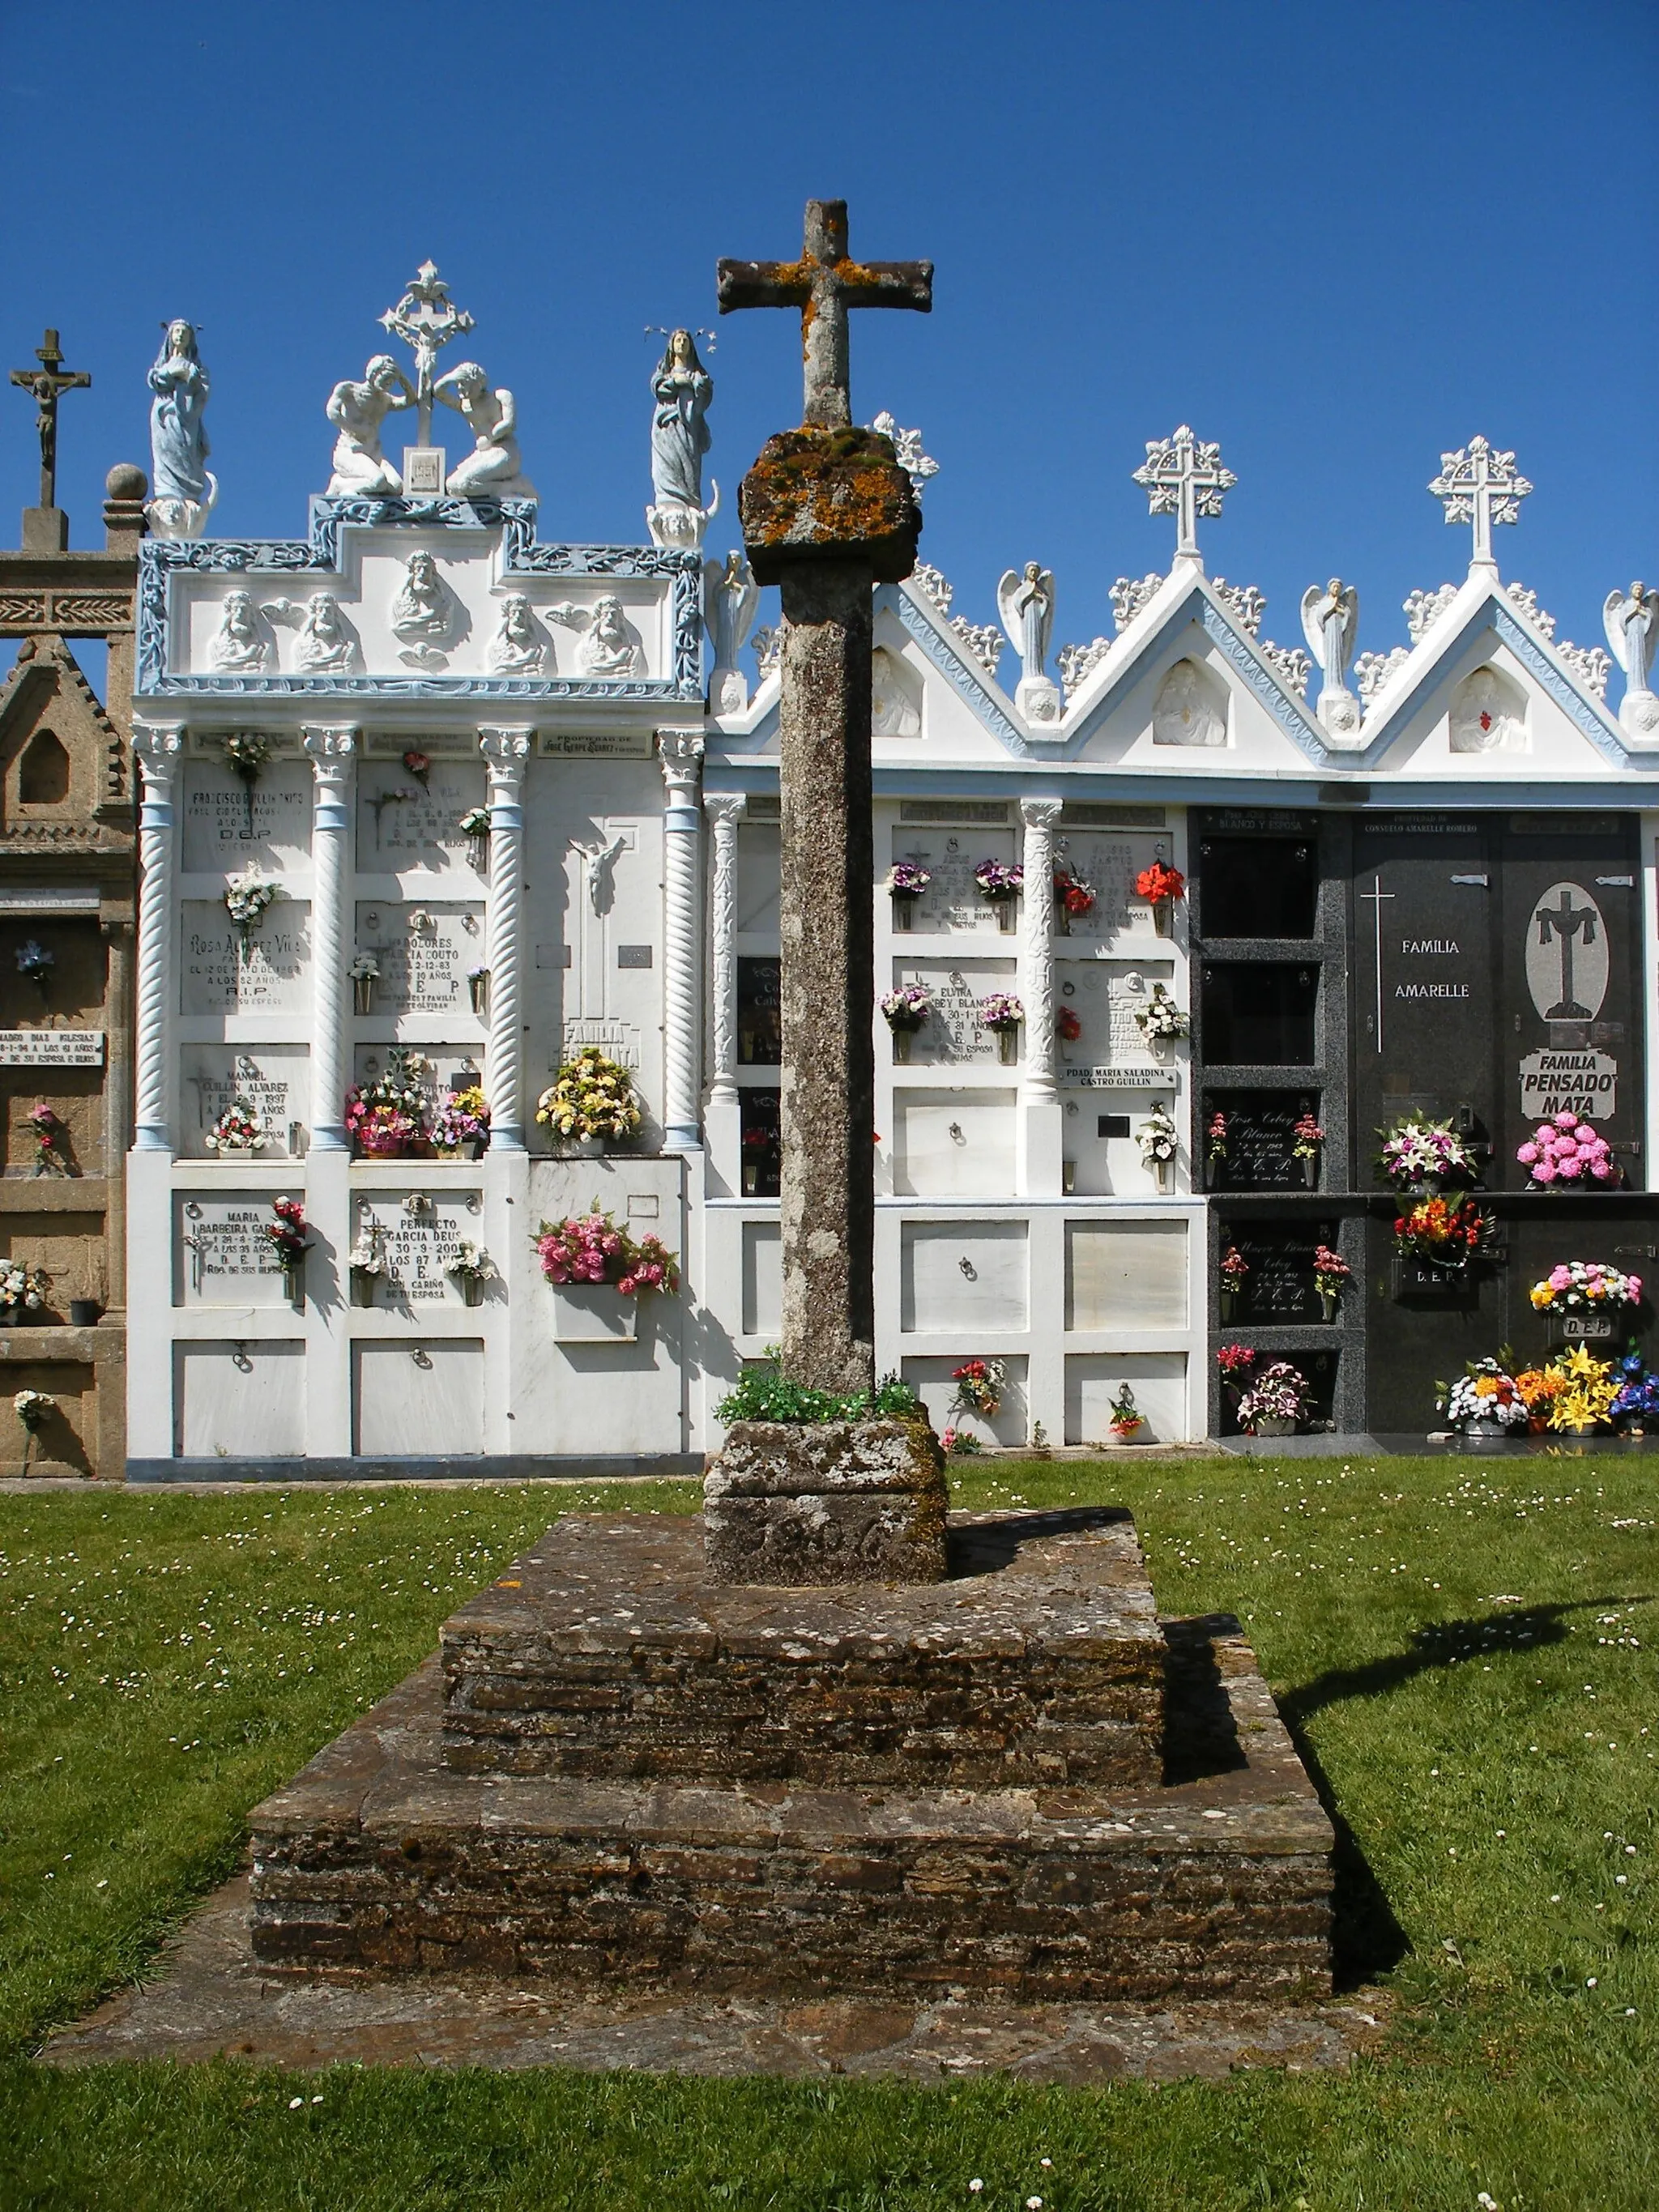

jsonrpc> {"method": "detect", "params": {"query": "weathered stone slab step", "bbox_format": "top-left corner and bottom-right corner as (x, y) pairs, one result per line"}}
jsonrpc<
(440, 1510), (1165, 1788)
(250, 1609), (1333, 2005)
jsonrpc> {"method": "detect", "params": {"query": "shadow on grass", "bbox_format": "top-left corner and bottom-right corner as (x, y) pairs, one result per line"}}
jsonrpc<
(1276, 1596), (1645, 1991)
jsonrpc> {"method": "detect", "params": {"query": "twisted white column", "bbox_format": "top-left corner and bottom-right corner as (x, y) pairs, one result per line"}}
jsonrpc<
(303, 727), (356, 1152)
(480, 728), (531, 1150)
(703, 793), (745, 1105)
(132, 723), (183, 1151)
(1020, 797), (1061, 1101)
(659, 730), (706, 1151)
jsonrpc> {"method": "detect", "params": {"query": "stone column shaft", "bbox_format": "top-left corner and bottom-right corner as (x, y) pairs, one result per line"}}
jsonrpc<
(100, 915), (133, 1306)
(132, 723), (182, 1151)
(480, 729), (531, 1151)
(659, 731), (706, 1152)
(1020, 798), (1061, 1100)
(704, 794), (746, 1104)
(778, 563), (876, 1398)
(303, 727), (356, 1151)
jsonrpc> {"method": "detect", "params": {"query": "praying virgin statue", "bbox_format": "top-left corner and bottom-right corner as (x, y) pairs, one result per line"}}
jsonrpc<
(646, 330), (716, 548)
(147, 320), (215, 539)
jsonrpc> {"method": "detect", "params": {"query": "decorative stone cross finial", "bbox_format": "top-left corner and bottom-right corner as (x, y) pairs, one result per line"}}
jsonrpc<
(379, 262), (475, 450)
(1132, 425), (1236, 566)
(10, 328), (91, 512)
(717, 200), (932, 429)
(1428, 436), (1532, 573)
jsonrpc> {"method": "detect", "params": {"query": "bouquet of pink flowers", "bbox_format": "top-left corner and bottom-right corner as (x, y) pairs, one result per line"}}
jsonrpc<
(978, 992), (1024, 1032)
(535, 1208), (680, 1298)
(1517, 1111), (1619, 1187)
(973, 859), (1024, 900)
(889, 862), (932, 897)
(262, 1197), (312, 1268)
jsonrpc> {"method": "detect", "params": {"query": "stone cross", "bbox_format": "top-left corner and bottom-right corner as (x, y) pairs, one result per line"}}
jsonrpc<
(1132, 425), (1235, 565)
(10, 328), (91, 512)
(1428, 436), (1532, 571)
(720, 200), (929, 1398)
(718, 200), (932, 429)
(380, 262), (475, 450)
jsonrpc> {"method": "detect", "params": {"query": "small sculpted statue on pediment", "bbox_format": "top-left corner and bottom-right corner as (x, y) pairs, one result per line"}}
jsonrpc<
(326, 356), (416, 498)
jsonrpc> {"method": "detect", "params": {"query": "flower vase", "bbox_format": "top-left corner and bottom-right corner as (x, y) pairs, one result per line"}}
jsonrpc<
(1205, 1158), (1222, 1191)
(1152, 1157), (1172, 1195)
(463, 1136), (487, 1161)
(353, 977), (375, 1016)
(458, 1275), (484, 1307)
(1319, 1290), (1337, 1324)
(1252, 1415), (1297, 1438)
(1110, 1422), (1143, 1445)
(282, 1261), (304, 1309)
(570, 1135), (606, 1159)
(743, 1160), (760, 1196)
(893, 897), (915, 933)
(997, 1029), (1018, 1066)
(69, 1299), (100, 1328)
(892, 1026), (913, 1064)
(468, 972), (490, 1016)
(0, 1306), (16, 1328)
(1149, 1031), (1173, 1063)
(996, 898), (1018, 935)
(469, 833), (491, 873)
(1465, 1417), (1507, 1442)
(1153, 900), (1173, 937)
(1220, 1289), (1239, 1324)
(1055, 904), (1071, 938)
(349, 1269), (377, 1308)
(1302, 1155), (1318, 1189)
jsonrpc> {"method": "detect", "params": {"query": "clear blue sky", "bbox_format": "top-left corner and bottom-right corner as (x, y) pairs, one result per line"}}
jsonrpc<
(3, 0), (1654, 676)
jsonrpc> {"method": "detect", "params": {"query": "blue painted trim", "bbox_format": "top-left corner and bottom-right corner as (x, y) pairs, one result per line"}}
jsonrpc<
(886, 584), (1030, 757)
(136, 501), (704, 701)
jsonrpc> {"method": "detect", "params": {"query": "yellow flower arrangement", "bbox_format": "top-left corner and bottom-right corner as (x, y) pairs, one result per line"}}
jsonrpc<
(535, 1046), (642, 1142)
(1543, 1345), (1618, 1433)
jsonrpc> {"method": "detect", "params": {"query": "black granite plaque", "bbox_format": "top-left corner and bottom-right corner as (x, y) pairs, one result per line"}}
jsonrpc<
(1198, 834), (1318, 938)
(1220, 1221), (1337, 1322)
(1205, 1089), (1320, 1190)
(738, 1088), (781, 1197)
(1497, 816), (1642, 1187)
(736, 957), (781, 1066)
(1201, 963), (1318, 1066)
(1352, 815), (1495, 1175)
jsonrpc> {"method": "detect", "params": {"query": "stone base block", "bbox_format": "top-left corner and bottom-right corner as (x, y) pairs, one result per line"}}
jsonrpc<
(442, 1511), (1164, 1788)
(249, 1603), (1333, 2005)
(703, 1417), (949, 1585)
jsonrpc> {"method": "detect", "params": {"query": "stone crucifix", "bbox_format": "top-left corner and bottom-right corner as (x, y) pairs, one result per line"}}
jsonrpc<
(10, 327), (91, 538)
(1132, 424), (1235, 567)
(719, 199), (931, 1397)
(1428, 435), (1532, 572)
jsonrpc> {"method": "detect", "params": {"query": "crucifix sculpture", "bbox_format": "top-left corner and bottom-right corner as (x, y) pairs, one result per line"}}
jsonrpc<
(718, 200), (932, 429)
(379, 262), (475, 450)
(10, 328), (91, 513)
(1537, 886), (1597, 1021)
(716, 200), (930, 1406)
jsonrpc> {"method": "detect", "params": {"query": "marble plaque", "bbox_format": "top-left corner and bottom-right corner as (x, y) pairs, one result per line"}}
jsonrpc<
(352, 1189), (484, 1303)
(538, 728), (653, 757)
(181, 902), (310, 1014)
(182, 761), (312, 873)
(1223, 1222), (1337, 1322)
(1065, 1353), (1189, 1446)
(177, 1195), (292, 1306)
(355, 902), (485, 1016)
(1053, 830), (1171, 940)
(1056, 961), (1177, 1087)
(893, 1090), (1017, 1199)
(181, 1046), (308, 1157)
(354, 1340), (484, 1456)
(0, 1029), (104, 1067)
(1066, 1221), (1188, 1331)
(356, 760), (487, 871)
(1205, 1089), (1320, 1191)
(894, 960), (1015, 1064)
(176, 1340), (305, 1457)
(890, 829), (1017, 932)
(900, 1219), (1028, 1331)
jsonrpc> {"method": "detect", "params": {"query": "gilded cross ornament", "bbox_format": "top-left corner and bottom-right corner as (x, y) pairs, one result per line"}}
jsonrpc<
(1132, 426), (1235, 563)
(379, 262), (476, 449)
(717, 200), (932, 429)
(1428, 436), (1531, 570)
(9, 328), (91, 510)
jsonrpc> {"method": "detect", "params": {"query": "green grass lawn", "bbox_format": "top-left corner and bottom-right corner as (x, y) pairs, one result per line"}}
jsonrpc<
(0, 1454), (1653, 2211)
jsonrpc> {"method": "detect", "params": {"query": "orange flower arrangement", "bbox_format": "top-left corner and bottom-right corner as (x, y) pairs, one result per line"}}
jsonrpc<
(1134, 861), (1186, 906)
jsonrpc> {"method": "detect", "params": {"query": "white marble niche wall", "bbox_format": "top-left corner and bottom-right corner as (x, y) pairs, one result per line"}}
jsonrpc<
(521, 746), (667, 1149)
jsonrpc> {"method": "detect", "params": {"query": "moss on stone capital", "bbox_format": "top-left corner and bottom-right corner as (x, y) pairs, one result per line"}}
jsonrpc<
(738, 426), (922, 585)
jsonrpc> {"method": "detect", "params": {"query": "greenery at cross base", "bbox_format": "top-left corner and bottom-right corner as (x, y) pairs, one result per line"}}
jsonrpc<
(0, 1455), (1654, 2211)
(714, 1352), (921, 1426)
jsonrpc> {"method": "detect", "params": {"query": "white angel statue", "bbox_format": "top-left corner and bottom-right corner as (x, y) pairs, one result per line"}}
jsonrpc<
(996, 561), (1060, 722)
(1299, 578), (1361, 739)
(704, 552), (759, 715)
(1603, 582), (1658, 737)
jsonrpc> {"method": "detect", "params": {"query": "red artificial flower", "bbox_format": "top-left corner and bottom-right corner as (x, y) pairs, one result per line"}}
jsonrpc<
(1134, 862), (1186, 906)
(1056, 1005), (1082, 1042)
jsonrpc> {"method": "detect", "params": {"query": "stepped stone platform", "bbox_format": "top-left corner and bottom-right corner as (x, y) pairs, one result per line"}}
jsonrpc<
(248, 1509), (1334, 2005)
